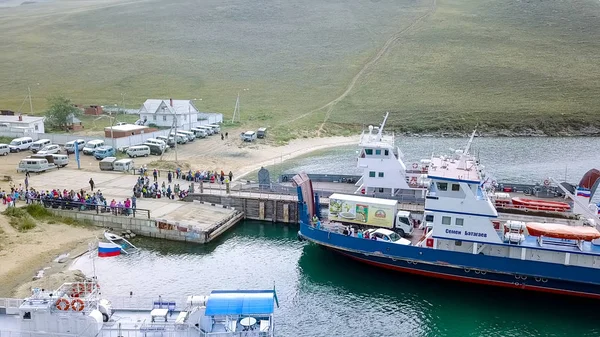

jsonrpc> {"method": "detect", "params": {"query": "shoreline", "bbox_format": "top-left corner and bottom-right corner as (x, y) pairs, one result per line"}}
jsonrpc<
(233, 135), (360, 181)
(0, 210), (102, 298)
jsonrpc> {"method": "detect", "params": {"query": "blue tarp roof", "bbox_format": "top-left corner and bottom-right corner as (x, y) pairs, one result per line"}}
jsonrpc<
(204, 290), (276, 316)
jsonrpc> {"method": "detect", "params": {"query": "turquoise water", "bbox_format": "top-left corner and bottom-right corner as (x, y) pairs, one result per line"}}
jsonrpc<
(258, 137), (600, 185)
(73, 221), (600, 337)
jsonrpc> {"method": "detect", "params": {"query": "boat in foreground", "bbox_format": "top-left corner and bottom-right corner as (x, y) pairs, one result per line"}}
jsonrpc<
(104, 231), (139, 254)
(0, 280), (278, 337)
(296, 134), (600, 299)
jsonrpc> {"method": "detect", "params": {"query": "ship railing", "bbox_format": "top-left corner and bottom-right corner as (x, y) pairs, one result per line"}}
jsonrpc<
(0, 298), (22, 312)
(106, 296), (186, 311)
(0, 330), (80, 337)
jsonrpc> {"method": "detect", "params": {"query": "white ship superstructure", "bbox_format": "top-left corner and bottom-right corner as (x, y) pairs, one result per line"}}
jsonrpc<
(0, 281), (278, 337)
(355, 112), (428, 200)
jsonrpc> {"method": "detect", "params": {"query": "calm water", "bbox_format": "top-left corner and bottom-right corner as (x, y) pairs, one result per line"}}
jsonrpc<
(73, 221), (600, 337)
(259, 137), (600, 185)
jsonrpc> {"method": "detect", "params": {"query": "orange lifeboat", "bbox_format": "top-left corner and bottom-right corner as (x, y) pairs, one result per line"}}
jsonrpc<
(511, 197), (570, 212)
(526, 222), (600, 241)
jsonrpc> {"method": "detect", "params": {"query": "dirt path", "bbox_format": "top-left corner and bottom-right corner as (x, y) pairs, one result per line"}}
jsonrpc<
(285, 0), (438, 134)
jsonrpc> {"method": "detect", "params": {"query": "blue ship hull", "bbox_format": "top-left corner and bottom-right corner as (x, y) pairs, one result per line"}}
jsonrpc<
(299, 223), (600, 299)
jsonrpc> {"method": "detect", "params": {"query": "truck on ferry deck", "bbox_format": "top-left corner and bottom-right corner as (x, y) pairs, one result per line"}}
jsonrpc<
(328, 193), (417, 237)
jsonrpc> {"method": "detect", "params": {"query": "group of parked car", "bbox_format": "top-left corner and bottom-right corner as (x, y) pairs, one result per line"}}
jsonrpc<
(0, 137), (70, 173)
(140, 123), (221, 155)
(3, 123), (222, 174)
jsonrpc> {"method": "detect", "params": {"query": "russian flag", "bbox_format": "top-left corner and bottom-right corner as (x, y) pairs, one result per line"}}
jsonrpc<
(576, 188), (591, 198)
(98, 242), (121, 257)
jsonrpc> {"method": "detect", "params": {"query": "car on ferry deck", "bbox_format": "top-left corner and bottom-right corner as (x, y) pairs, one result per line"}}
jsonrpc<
(365, 228), (411, 245)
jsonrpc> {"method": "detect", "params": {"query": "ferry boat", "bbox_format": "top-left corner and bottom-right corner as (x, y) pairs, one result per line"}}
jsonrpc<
(0, 281), (279, 337)
(354, 112), (429, 200)
(296, 140), (600, 299)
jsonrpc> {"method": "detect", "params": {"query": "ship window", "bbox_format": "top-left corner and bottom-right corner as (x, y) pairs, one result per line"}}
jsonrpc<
(452, 184), (460, 191)
(375, 149), (381, 155)
(455, 218), (464, 226)
(384, 150), (389, 156)
(23, 312), (31, 319)
(442, 216), (451, 225)
(425, 214), (434, 222)
(369, 171), (376, 177)
(378, 172), (384, 178)
(455, 240), (462, 246)
(437, 182), (448, 191)
(378, 188), (384, 193)
(365, 149), (373, 155)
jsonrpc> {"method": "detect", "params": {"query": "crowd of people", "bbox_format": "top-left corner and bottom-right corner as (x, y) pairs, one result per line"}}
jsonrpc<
(132, 175), (188, 200)
(133, 167), (233, 199)
(14, 187), (138, 216)
(2, 165), (235, 213)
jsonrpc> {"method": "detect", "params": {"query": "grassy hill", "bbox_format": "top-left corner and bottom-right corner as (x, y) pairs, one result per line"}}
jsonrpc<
(0, 0), (599, 140)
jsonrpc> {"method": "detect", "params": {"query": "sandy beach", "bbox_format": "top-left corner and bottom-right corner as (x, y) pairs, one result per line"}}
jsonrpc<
(0, 134), (358, 297)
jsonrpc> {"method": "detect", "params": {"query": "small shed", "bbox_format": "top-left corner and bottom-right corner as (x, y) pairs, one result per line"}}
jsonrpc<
(84, 105), (103, 115)
(257, 127), (267, 139)
(66, 114), (84, 131)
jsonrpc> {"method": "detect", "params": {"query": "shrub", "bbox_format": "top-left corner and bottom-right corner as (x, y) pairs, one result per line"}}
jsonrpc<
(25, 204), (51, 219)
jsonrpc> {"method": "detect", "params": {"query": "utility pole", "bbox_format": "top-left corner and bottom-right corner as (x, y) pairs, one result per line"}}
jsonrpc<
(120, 93), (125, 113)
(231, 93), (240, 123)
(173, 113), (178, 162)
(27, 86), (33, 114)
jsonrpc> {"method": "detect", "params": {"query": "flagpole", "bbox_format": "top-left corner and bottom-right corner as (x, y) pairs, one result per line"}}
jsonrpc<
(89, 240), (97, 280)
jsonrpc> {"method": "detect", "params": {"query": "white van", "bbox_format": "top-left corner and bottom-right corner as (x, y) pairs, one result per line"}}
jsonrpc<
(9, 137), (33, 152)
(207, 124), (221, 133)
(51, 154), (69, 167)
(17, 158), (56, 173)
(65, 139), (86, 154)
(83, 139), (105, 155)
(177, 130), (196, 142)
(113, 158), (134, 172)
(30, 139), (51, 153)
(242, 131), (257, 142)
(126, 145), (150, 158)
(196, 125), (213, 135)
(190, 128), (207, 138)
(0, 144), (9, 156)
(169, 133), (188, 144)
(145, 138), (167, 150)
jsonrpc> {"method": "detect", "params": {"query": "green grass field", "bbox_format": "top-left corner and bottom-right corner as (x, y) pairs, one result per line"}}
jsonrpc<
(0, 0), (599, 140)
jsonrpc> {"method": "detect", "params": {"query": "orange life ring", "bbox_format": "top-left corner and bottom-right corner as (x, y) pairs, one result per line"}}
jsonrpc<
(56, 298), (70, 311)
(543, 179), (550, 186)
(71, 298), (85, 312)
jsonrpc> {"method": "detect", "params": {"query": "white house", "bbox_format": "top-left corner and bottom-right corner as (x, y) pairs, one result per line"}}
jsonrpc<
(0, 115), (45, 133)
(138, 99), (199, 130)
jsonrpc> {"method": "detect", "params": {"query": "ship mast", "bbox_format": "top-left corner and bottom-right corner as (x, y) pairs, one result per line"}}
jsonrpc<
(376, 112), (389, 141)
(457, 130), (476, 170)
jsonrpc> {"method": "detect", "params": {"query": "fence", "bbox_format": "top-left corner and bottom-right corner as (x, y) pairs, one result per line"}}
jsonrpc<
(34, 198), (151, 219)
